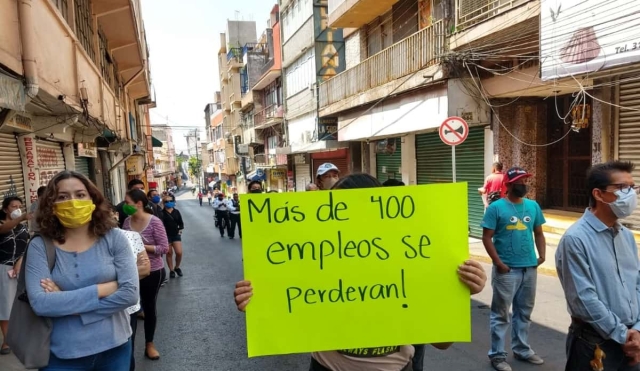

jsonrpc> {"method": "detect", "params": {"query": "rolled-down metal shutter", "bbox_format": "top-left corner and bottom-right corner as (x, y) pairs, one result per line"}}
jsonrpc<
(376, 138), (402, 183)
(74, 147), (92, 180)
(295, 163), (311, 191)
(36, 139), (66, 187)
(313, 156), (349, 180)
(415, 127), (485, 237)
(0, 133), (25, 204)
(618, 75), (640, 229)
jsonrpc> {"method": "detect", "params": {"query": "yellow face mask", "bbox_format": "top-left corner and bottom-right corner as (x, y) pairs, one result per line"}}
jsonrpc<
(53, 199), (96, 229)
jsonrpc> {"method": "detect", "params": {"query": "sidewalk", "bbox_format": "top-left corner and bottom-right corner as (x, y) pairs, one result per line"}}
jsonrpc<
(469, 238), (559, 277)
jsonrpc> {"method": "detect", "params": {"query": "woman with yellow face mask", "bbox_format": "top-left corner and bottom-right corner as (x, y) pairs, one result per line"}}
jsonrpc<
(22, 171), (139, 370)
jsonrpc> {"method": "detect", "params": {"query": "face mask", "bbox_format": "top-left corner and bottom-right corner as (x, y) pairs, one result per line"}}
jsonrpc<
(54, 200), (96, 228)
(607, 190), (638, 218)
(164, 202), (176, 209)
(123, 204), (138, 216)
(151, 195), (161, 204)
(249, 189), (262, 194)
(510, 184), (528, 198)
(322, 178), (338, 190)
(10, 209), (22, 220)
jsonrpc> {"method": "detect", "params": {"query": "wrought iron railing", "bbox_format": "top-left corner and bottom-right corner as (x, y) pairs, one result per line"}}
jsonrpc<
(456, 0), (532, 32)
(319, 20), (445, 108)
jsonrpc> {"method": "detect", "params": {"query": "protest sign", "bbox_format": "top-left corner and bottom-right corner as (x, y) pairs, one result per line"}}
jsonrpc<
(240, 182), (470, 357)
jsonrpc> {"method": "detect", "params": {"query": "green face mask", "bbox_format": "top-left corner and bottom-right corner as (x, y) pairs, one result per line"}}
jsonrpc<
(123, 204), (138, 216)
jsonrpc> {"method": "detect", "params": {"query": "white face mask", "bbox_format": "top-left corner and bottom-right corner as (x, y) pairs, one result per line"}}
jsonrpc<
(607, 189), (638, 219)
(10, 209), (22, 220)
(322, 177), (338, 190)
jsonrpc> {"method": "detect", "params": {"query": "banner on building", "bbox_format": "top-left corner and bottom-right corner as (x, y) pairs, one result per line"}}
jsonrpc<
(240, 183), (471, 356)
(540, 0), (640, 80)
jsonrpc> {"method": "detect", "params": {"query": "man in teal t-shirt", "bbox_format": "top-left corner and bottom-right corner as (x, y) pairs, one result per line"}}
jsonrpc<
(481, 167), (546, 371)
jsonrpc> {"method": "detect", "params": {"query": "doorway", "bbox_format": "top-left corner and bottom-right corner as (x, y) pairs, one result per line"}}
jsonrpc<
(546, 96), (592, 211)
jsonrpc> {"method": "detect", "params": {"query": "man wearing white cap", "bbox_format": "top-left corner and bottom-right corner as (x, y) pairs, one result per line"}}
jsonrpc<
(316, 163), (340, 190)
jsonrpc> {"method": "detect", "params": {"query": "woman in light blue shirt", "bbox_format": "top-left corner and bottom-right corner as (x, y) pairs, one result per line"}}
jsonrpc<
(25, 171), (139, 370)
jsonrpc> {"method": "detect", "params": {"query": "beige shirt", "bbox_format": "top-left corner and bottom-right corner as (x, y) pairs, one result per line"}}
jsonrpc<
(312, 346), (414, 371)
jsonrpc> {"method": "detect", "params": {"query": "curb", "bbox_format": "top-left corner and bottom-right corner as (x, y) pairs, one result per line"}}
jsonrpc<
(469, 254), (558, 278)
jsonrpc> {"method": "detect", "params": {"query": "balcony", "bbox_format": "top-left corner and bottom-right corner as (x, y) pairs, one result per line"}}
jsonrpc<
(254, 105), (284, 129)
(319, 21), (445, 109)
(244, 127), (265, 146)
(456, 0), (532, 33)
(328, 0), (399, 28)
(227, 48), (243, 71)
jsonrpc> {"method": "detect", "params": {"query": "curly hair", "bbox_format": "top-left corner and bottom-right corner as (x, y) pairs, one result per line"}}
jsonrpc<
(37, 171), (116, 243)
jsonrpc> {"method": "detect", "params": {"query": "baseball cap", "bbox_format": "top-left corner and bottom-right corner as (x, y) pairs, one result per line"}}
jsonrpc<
(506, 167), (532, 183)
(316, 163), (339, 177)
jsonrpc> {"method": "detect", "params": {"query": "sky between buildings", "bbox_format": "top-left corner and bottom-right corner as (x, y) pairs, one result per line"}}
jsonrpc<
(141, 0), (275, 153)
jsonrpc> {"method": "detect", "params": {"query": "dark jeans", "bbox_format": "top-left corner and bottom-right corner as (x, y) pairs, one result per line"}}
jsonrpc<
(229, 213), (241, 238)
(140, 269), (162, 343)
(565, 321), (640, 371)
(41, 339), (131, 371)
(309, 356), (412, 371)
(130, 312), (138, 371)
(412, 344), (425, 371)
(215, 210), (230, 237)
(199, 198), (203, 206)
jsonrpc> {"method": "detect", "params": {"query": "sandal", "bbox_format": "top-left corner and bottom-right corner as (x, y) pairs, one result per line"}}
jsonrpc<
(1, 346), (11, 355)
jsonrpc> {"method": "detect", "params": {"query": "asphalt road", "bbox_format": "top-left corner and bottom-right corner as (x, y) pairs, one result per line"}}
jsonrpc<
(1, 191), (571, 371)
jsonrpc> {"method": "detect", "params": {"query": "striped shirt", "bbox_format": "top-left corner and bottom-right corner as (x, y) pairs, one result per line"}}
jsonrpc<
(123, 215), (169, 272)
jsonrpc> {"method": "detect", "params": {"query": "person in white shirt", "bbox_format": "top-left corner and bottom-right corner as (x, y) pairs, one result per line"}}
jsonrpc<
(227, 193), (241, 240)
(212, 193), (231, 238)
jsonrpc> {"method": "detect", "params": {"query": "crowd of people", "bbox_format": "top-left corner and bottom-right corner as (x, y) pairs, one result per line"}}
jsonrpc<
(0, 158), (639, 370)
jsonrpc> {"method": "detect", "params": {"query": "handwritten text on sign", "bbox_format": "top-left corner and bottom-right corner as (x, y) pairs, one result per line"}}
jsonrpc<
(240, 183), (471, 357)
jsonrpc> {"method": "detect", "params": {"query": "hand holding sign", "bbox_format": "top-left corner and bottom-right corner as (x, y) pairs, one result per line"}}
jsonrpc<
(240, 183), (472, 357)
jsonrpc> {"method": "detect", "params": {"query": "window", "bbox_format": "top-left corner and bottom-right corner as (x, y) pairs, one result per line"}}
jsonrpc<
(282, 0), (313, 42)
(51, 0), (69, 22)
(75, 0), (96, 63)
(267, 136), (278, 154)
(285, 49), (315, 98)
(366, 11), (393, 57)
(98, 28), (116, 91)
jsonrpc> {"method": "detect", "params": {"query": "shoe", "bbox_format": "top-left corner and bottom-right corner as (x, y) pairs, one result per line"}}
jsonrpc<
(175, 267), (183, 277)
(169, 271), (176, 279)
(0, 346), (11, 355)
(144, 344), (160, 360)
(229, 236), (234, 239)
(160, 277), (168, 287)
(491, 358), (512, 371)
(515, 354), (544, 365)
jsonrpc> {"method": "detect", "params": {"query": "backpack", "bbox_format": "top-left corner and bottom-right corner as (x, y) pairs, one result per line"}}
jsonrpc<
(6, 235), (56, 369)
(487, 191), (502, 205)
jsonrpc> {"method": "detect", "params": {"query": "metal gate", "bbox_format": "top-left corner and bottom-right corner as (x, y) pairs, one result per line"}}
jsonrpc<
(618, 75), (640, 228)
(295, 163), (311, 191)
(376, 138), (402, 183)
(0, 133), (25, 203)
(74, 147), (92, 181)
(415, 127), (486, 237)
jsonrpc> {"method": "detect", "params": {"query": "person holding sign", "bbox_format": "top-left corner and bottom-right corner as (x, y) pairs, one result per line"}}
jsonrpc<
(481, 167), (546, 371)
(234, 173), (488, 371)
(316, 163), (340, 190)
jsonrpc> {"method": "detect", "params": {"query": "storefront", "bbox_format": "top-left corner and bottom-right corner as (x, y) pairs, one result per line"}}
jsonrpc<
(311, 149), (350, 180)
(74, 143), (96, 182)
(375, 138), (402, 183)
(269, 168), (287, 191)
(618, 75), (640, 227)
(0, 133), (26, 204)
(293, 154), (312, 191)
(415, 126), (485, 237)
(35, 139), (66, 188)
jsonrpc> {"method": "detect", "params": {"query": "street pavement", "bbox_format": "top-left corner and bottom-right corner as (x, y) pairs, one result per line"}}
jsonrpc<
(1, 191), (571, 370)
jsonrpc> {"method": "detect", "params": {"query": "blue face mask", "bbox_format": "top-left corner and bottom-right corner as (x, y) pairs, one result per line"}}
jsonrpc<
(608, 189), (638, 218)
(164, 202), (176, 209)
(151, 195), (161, 204)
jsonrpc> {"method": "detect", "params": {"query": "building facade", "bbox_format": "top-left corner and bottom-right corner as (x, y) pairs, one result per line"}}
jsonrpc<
(0, 0), (154, 207)
(217, 20), (258, 191)
(151, 126), (176, 190)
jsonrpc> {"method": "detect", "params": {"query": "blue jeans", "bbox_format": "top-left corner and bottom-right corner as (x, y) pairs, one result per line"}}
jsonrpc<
(41, 339), (132, 371)
(489, 266), (537, 360)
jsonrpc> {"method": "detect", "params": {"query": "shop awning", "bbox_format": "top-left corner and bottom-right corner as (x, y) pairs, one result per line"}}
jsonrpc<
(246, 169), (266, 182)
(151, 136), (163, 148)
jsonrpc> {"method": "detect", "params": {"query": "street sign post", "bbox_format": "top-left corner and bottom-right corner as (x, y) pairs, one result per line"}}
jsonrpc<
(439, 116), (470, 183)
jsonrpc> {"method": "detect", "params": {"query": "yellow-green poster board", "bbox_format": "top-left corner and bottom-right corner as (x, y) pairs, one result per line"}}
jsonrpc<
(240, 183), (471, 357)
